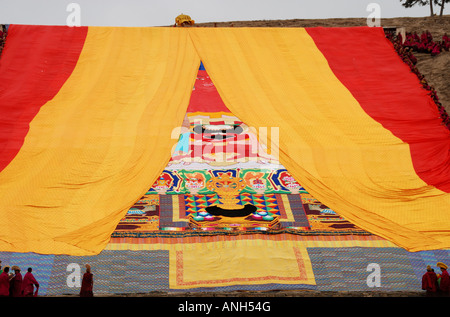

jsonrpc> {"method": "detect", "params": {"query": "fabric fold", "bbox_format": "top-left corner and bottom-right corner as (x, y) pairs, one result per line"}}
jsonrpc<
(0, 25), (88, 173)
(0, 27), (200, 255)
(188, 27), (450, 252)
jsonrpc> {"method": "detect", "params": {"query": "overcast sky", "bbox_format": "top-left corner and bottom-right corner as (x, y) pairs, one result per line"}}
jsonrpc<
(0, 0), (434, 26)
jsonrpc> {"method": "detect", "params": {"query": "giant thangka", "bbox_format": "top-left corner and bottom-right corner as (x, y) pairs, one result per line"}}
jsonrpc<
(114, 63), (364, 234)
(0, 26), (449, 256)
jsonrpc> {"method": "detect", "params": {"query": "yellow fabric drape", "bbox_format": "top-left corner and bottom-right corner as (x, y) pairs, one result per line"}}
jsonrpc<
(1, 26), (449, 255)
(0, 27), (200, 255)
(188, 27), (450, 252)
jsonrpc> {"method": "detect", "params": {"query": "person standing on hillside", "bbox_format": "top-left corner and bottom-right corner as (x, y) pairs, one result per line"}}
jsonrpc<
(0, 266), (10, 297)
(80, 264), (94, 297)
(437, 262), (450, 296)
(9, 266), (23, 297)
(22, 267), (39, 297)
(422, 265), (438, 296)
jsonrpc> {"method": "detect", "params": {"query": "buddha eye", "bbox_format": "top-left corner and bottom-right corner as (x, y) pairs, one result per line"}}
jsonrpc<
(193, 125), (204, 134)
(234, 126), (243, 134)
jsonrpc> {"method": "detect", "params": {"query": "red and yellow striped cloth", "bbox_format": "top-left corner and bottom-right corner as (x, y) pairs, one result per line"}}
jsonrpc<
(0, 25), (449, 255)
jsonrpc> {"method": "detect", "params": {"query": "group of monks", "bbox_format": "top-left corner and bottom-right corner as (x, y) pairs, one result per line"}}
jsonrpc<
(422, 262), (450, 296)
(0, 263), (39, 297)
(401, 30), (450, 56)
(0, 261), (94, 297)
(387, 31), (450, 130)
(80, 264), (94, 297)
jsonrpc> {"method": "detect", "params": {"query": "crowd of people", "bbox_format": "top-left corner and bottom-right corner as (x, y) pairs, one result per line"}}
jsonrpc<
(422, 262), (450, 296)
(0, 261), (40, 297)
(402, 30), (450, 57)
(387, 31), (450, 130)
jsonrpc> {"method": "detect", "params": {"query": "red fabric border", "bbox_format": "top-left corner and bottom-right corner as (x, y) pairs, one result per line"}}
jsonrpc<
(306, 26), (450, 193)
(187, 69), (230, 113)
(0, 25), (88, 172)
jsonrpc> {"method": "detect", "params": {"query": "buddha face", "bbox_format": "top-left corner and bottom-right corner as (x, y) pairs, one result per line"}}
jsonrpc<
(169, 116), (278, 165)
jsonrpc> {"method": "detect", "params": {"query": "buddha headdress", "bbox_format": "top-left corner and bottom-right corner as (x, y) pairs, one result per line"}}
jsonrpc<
(175, 14), (195, 26)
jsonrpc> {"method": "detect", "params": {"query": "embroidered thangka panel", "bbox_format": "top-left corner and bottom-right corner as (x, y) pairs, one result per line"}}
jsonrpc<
(113, 64), (368, 235)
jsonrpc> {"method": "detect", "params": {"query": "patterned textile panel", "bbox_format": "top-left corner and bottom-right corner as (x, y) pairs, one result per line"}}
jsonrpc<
(308, 247), (423, 291)
(148, 168), (309, 195)
(1, 235), (450, 295)
(114, 195), (160, 232)
(46, 250), (170, 295)
(113, 192), (367, 235)
(2, 241), (450, 295)
(158, 193), (310, 230)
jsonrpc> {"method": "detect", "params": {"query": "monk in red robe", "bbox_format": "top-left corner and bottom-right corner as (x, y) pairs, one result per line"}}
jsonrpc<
(422, 265), (438, 296)
(9, 266), (22, 297)
(0, 266), (10, 297)
(437, 262), (450, 296)
(431, 44), (441, 56)
(80, 264), (93, 297)
(22, 268), (39, 297)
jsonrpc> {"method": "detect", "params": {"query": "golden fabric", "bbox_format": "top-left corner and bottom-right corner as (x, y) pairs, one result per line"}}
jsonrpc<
(188, 27), (450, 252)
(0, 27), (200, 255)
